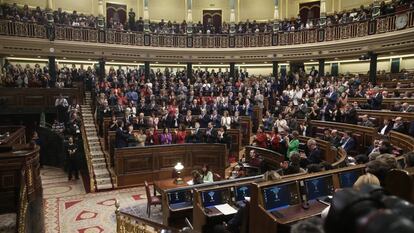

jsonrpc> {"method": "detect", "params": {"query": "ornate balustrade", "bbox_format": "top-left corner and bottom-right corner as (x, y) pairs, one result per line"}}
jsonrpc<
(0, 9), (413, 49)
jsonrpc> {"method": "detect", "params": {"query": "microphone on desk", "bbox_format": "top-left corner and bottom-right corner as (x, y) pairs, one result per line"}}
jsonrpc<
(299, 180), (310, 210)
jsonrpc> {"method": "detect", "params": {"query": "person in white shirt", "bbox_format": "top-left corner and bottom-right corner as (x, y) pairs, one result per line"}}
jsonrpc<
(221, 110), (232, 129)
(275, 114), (289, 133)
(201, 164), (214, 183)
(55, 94), (69, 122)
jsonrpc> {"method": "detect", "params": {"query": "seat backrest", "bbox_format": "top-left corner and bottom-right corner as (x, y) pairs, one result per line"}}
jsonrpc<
(385, 169), (414, 202)
(144, 181), (151, 199)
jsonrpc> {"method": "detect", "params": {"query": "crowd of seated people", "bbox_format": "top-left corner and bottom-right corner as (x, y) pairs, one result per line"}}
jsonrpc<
(1, 0), (413, 34)
(0, 62), (95, 88)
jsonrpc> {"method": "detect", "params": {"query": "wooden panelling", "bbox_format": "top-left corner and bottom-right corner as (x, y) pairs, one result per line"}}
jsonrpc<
(107, 128), (242, 161)
(0, 82), (83, 113)
(389, 130), (414, 152)
(114, 143), (228, 187)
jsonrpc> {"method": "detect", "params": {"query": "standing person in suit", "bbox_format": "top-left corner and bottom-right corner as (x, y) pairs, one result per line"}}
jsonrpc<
(217, 126), (230, 150)
(126, 124), (138, 147)
(146, 127), (160, 145)
(211, 110), (222, 128)
(66, 136), (79, 180)
(187, 122), (203, 143)
(243, 99), (253, 117)
(342, 103), (358, 125)
(199, 109), (210, 128)
(115, 120), (129, 148)
(339, 131), (356, 153)
(368, 88), (383, 110)
(204, 122), (217, 143)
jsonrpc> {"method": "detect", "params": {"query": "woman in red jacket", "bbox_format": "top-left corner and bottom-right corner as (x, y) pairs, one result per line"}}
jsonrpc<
(254, 125), (268, 148)
(175, 124), (187, 144)
(269, 126), (281, 152)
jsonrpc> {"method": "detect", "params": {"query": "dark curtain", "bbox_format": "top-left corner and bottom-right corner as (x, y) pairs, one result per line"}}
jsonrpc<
(106, 3), (127, 27)
(299, 1), (320, 23)
(203, 10), (222, 32)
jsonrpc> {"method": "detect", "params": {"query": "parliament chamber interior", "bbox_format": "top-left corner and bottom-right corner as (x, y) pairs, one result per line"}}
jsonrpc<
(1, 0), (414, 232)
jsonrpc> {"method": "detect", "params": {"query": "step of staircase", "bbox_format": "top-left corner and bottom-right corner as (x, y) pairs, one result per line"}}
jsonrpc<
(92, 158), (106, 164)
(94, 170), (111, 179)
(92, 162), (108, 170)
(96, 182), (113, 190)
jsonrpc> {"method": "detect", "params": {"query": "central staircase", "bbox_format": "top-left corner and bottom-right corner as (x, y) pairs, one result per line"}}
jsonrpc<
(80, 92), (114, 191)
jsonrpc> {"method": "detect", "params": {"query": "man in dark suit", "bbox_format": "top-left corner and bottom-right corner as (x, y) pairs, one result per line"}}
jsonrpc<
(378, 119), (393, 135)
(339, 131), (356, 153)
(115, 120), (129, 148)
(342, 103), (358, 125)
(368, 89), (383, 110)
(211, 110), (222, 128)
(392, 117), (406, 133)
(329, 130), (341, 147)
(204, 122), (217, 143)
(187, 122), (203, 143)
(199, 109), (211, 128)
(300, 139), (323, 168)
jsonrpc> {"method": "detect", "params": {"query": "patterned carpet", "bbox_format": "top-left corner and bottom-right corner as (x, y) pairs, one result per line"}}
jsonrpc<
(42, 166), (160, 233)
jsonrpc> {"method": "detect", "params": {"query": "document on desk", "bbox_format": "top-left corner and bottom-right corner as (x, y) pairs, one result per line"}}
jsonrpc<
(215, 204), (238, 215)
(186, 180), (194, 185)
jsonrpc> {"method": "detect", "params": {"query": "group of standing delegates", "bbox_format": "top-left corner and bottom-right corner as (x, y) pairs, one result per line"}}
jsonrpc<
(115, 119), (231, 148)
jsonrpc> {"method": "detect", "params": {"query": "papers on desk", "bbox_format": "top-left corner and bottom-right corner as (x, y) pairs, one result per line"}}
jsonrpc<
(186, 180), (194, 185)
(214, 204), (238, 215)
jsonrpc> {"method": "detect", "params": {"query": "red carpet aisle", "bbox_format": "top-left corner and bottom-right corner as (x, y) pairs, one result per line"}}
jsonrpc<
(42, 167), (154, 233)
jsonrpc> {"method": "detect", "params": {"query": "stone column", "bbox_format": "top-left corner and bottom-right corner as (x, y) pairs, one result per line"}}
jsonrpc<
(186, 0), (193, 33)
(48, 56), (56, 86)
(229, 0), (236, 34)
(144, 61), (150, 79)
(98, 58), (106, 82)
(187, 63), (192, 80)
(272, 61), (278, 78)
(230, 62), (235, 78)
(372, 0), (381, 18)
(319, 59), (325, 77)
(143, 0), (150, 32)
(273, 0), (279, 32)
(369, 52), (377, 85)
(319, 0), (327, 26)
(45, 0), (55, 40)
(97, 0), (105, 29)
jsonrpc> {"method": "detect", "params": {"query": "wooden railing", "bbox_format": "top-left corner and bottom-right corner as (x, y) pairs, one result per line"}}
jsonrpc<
(0, 9), (413, 48)
(79, 109), (96, 192)
(115, 200), (180, 233)
(0, 126), (26, 146)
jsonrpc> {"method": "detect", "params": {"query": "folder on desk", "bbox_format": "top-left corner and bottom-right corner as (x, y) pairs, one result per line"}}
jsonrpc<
(214, 204), (238, 215)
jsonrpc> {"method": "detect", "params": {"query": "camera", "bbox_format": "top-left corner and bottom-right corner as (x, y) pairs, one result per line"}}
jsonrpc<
(324, 184), (414, 233)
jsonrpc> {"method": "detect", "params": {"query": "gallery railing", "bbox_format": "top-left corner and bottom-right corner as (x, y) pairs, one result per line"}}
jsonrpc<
(0, 9), (413, 48)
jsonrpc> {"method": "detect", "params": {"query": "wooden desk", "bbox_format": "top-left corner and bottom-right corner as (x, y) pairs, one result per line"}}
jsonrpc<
(249, 165), (366, 233)
(272, 200), (328, 225)
(154, 176), (193, 194)
(158, 175), (263, 228)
